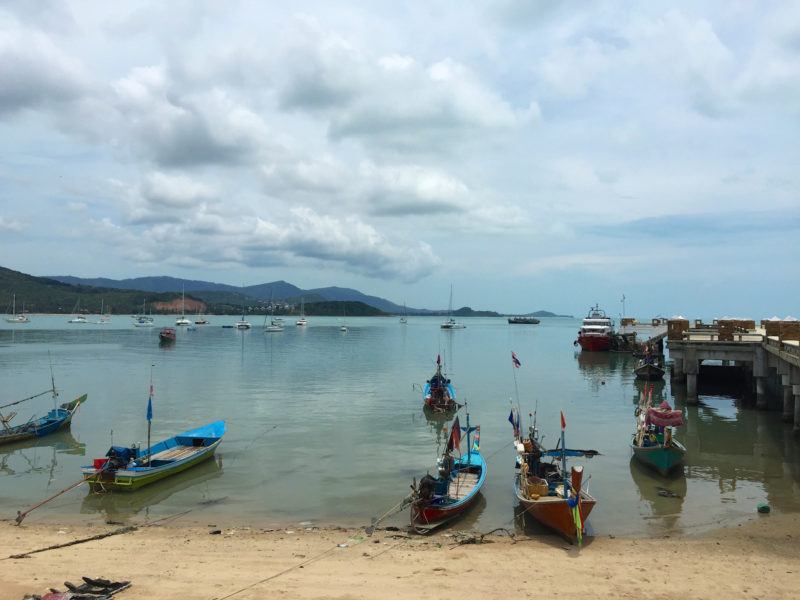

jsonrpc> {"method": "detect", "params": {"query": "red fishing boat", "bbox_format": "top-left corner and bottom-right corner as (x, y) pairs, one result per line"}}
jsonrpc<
(410, 411), (485, 533)
(513, 410), (598, 544)
(575, 304), (614, 351)
(159, 327), (176, 342)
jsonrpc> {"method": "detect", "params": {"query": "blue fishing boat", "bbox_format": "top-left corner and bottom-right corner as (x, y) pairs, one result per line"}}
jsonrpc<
(423, 354), (457, 413)
(631, 386), (685, 476)
(410, 410), (485, 532)
(82, 421), (225, 491)
(1, 377), (87, 446)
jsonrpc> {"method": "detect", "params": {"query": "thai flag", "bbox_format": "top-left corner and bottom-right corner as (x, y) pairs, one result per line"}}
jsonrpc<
(511, 351), (521, 368)
(447, 416), (461, 452)
(508, 408), (520, 437)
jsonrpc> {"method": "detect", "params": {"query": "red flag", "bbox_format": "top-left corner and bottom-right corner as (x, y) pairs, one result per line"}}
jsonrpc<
(150, 384), (154, 397)
(511, 351), (521, 368)
(560, 411), (566, 430)
(447, 416), (461, 452)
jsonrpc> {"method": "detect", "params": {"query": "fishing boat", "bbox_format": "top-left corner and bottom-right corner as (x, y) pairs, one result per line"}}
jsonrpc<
(5, 293), (30, 323)
(575, 304), (613, 351)
(508, 316), (540, 324)
(296, 297), (308, 326)
(158, 327), (176, 342)
(513, 410), (598, 544)
(631, 387), (685, 476)
(423, 355), (457, 413)
(634, 349), (665, 381)
(194, 307), (209, 325)
(175, 287), (191, 326)
(440, 285), (465, 329)
(81, 421), (225, 492)
(0, 384), (87, 446)
(409, 410), (485, 532)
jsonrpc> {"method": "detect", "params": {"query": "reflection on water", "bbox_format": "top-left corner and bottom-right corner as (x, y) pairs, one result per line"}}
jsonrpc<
(80, 456), (223, 522)
(1, 317), (799, 535)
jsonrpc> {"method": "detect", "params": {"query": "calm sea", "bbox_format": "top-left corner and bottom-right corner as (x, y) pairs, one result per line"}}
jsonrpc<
(1, 316), (798, 536)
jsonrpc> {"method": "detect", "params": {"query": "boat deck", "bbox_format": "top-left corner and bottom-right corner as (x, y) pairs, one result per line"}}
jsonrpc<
(149, 445), (204, 463)
(448, 471), (479, 500)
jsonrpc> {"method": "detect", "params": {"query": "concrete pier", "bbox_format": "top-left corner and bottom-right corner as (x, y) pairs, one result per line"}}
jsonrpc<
(668, 318), (800, 423)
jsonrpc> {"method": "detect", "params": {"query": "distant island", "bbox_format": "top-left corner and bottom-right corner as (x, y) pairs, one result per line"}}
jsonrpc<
(516, 310), (573, 318)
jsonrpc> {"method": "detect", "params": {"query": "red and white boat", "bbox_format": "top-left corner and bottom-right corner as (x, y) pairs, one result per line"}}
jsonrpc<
(576, 304), (614, 351)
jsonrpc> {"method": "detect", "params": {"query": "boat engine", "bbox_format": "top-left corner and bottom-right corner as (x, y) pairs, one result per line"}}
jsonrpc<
(418, 474), (437, 501)
(437, 455), (454, 478)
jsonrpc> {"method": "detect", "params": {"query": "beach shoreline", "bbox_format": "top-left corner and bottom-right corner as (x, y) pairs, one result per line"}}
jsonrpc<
(2, 512), (798, 600)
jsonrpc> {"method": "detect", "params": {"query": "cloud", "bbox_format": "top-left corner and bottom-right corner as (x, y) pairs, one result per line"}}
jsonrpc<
(0, 215), (23, 232)
(140, 172), (216, 208)
(0, 29), (90, 115)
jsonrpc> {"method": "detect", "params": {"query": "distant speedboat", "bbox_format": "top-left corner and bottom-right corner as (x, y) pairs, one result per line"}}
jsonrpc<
(68, 315), (88, 324)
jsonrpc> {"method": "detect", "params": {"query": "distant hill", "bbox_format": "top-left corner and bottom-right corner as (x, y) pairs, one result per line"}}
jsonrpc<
(0, 266), (185, 314)
(522, 310), (573, 318)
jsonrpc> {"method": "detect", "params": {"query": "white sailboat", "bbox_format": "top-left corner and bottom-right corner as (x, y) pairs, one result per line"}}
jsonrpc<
(234, 302), (251, 329)
(340, 303), (348, 332)
(399, 301), (408, 324)
(68, 299), (88, 324)
(264, 295), (283, 332)
(175, 287), (191, 326)
(5, 294), (30, 323)
(296, 297), (308, 326)
(440, 285), (465, 329)
(133, 300), (154, 327)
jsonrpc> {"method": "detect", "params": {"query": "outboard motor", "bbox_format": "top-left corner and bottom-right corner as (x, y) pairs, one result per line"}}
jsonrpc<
(418, 474), (437, 501)
(437, 454), (454, 478)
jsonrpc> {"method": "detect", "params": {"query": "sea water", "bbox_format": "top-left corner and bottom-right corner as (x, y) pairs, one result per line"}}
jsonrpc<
(1, 316), (798, 536)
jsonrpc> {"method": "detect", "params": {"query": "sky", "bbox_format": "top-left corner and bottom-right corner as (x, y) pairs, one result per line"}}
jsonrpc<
(0, 1), (798, 318)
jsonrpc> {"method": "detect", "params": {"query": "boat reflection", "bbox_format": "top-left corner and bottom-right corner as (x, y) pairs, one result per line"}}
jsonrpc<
(0, 430), (85, 477)
(629, 456), (687, 533)
(575, 351), (636, 391)
(80, 455), (223, 522)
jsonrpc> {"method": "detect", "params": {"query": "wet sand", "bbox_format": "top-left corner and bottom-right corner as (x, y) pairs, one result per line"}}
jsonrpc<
(2, 514), (799, 600)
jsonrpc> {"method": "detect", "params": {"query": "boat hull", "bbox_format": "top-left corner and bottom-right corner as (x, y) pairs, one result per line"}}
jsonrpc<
(634, 363), (665, 381)
(515, 478), (596, 543)
(631, 440), (686, 476)
(577, 334), (611, 351)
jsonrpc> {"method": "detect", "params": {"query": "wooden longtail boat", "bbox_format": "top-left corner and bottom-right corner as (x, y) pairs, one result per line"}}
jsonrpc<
(513, 411), (598, 544)
(81, 421), (225, 492)
(1, 387), (87, 446)
(631, 386), (685, 476)
(634, 358), (665, 381)
(423, 354), (457, 413)
(410, 411), (485, 532)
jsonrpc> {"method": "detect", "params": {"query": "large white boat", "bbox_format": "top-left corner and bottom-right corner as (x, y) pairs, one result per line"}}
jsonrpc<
(175, 287), (191, 326)
(68, 300), (88, 324)
(575, 304), (614, 351)
(296, 297), (308, 327)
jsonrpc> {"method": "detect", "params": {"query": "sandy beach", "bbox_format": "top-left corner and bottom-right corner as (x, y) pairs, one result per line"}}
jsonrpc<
(2, 513), (799, 600)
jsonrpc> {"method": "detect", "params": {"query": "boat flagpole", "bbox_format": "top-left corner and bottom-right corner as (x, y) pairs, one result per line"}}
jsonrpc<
(146, 364), (154, 465)
(510, 351), (523, 428)
(560, 411), (568, 493)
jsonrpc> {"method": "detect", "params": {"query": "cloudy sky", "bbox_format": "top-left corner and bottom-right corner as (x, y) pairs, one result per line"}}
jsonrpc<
(0, 1), (798, 317)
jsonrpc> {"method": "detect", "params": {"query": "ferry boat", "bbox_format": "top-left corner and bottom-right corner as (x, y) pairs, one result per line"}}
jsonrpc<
(576, 304), (614, 351)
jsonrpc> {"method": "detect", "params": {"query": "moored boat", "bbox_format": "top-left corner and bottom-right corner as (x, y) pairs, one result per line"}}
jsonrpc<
(575, 304), (613, 351)
(423, 355), (457, 413)
(513, 410), (598, 544)
(634, 359), (665, 381)
(5, 293), (30, 323)
(631, 387), (685, 476)
(1, 390), (87, 446)
(159, 327), (176, 342)
(410, 411), (485, 532)
(81, 421), (225, 492)
(508, 316), (540, 324)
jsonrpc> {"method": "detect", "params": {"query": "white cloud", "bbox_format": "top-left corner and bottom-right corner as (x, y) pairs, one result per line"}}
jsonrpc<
(0, 215), (23, 232)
